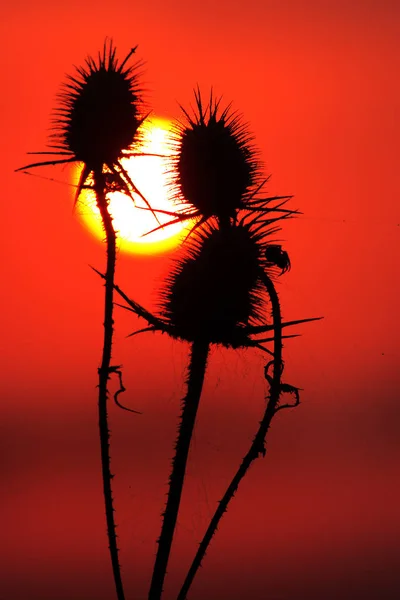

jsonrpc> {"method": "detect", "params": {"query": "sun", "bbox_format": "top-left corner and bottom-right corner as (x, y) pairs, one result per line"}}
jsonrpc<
(75, 117), (190, 255)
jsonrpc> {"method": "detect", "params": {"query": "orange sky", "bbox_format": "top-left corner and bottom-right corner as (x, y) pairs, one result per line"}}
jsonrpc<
(2, 1), (400, 599)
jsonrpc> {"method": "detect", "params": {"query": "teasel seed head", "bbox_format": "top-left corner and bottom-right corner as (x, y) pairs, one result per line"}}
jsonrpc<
(17, 39), (147, 203)
(159, 215), (282, 347)
(54, 39), (144, 166)
(169, 88), (262, 227)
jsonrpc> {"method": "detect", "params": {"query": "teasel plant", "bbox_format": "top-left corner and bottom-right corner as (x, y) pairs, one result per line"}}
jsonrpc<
(95, 89), (320, 599)
(16, 39), (155, 600)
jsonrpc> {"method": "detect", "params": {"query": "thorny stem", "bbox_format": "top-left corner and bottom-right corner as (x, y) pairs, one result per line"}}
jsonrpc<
(177, 270), (283, 600)
(94, 168), (126, 600)
(148, 339), (210, 600)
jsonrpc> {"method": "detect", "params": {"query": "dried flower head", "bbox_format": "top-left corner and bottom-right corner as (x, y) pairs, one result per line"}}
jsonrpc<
(171, 88), (261, 223)
(143, 88), (295, 238)
(17, 39), (146, 203)
(159, 215), (283, 347)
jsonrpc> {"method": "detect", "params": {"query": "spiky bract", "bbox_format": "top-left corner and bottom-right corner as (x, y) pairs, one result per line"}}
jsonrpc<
(160, 217), (279, 347)
(170, 89), (262, 224)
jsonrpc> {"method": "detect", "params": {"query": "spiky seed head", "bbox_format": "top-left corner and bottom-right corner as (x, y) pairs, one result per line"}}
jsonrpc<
(160, 221), (275, 346)
(170, 89), (261, 224)
(52, 39), (144, 168)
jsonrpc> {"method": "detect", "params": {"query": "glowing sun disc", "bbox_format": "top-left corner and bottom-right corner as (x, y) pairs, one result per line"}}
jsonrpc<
(75, 117), (190, 255)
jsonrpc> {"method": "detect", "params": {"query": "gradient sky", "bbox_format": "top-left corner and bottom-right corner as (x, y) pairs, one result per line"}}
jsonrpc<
(2, 1), (399, 599)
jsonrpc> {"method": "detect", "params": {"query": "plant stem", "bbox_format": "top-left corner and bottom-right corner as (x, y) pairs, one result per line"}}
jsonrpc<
(148, 339), (210, 600)
(177, 271), (282, 600)
(94, 168), (126, 600)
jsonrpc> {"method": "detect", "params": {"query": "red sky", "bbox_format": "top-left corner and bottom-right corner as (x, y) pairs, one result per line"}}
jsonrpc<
(2, 1), (399, 599)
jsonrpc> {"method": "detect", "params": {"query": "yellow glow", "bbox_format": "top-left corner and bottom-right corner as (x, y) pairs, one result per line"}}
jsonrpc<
(75, 117), (191, 255)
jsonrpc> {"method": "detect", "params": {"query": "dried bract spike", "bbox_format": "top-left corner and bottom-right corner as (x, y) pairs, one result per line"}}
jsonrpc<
(170, 89), (262, 224)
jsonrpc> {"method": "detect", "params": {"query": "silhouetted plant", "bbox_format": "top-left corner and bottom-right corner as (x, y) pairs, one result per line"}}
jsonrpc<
(144, 92), (296, 599)
(142, 91), (292, 600)
(16, 39), (150, 600)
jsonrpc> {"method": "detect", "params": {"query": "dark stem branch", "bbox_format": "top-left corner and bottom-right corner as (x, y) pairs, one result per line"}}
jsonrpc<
(148, 339), (210, 600)
(177, 271), (283, 600)
(94, 168), (126, 600)
(91, 267), (170, 334)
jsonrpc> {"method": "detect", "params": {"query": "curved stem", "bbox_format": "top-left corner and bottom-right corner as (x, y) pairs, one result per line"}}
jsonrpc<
(148, 339), (210, 600)
(94, 168), (126, 600)
(177, 271), (282, 600)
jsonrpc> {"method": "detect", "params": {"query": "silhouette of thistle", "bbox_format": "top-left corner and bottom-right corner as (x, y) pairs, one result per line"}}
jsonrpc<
(145, 89), (295, 237)
(99, 89), (318, 599)
(16, 39), (149, 600)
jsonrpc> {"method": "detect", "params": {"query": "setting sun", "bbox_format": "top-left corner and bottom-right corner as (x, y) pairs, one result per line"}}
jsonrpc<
(75, 117), (190, 254)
